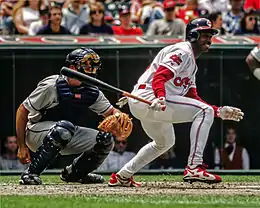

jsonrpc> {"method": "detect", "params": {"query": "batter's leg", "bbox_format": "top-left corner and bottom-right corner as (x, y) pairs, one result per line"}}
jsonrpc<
(117, 121), (175, 179)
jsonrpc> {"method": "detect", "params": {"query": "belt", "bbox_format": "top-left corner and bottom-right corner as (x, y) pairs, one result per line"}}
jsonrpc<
(138, 84), (146, 90)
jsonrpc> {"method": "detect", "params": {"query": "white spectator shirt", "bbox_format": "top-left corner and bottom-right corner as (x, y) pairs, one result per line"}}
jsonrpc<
(28, 20), (43, 36)
(97, 151), (136, 171)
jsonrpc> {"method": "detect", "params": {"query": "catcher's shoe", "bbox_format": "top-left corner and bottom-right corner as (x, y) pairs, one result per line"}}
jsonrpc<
(183, 163), (222, 184)
(108, 172), (141, 187)
(60, 166), (104, 184)
(19, 170), (42, 185)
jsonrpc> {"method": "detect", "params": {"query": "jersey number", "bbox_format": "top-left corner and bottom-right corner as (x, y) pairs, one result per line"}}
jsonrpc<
(170, 54), (182, 65)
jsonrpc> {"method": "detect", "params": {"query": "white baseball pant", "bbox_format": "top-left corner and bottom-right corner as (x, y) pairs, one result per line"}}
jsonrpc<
(117, 84), (214, 178)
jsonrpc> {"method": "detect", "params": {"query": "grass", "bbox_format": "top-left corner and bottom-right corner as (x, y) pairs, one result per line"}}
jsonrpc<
(1, 175), (260, 208)
(1, 174), (260, 184)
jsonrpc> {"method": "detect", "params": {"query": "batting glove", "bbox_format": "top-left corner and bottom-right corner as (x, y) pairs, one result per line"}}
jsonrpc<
(217, 106), (244, 122)
(116, 97), (128, 108)
(149, 97), (166, 112)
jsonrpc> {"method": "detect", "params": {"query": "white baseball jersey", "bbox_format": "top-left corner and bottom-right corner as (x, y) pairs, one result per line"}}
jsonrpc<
(251, 44), (260, 63)
(137, 41), (197, 97)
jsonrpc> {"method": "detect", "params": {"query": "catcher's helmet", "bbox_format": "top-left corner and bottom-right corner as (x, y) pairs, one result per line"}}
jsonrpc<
(185, 18), (218, 42)
(65, 48), (102, 76)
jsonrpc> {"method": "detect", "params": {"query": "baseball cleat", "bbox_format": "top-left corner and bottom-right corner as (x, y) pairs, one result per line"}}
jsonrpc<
(108, 172), (141, 187)
(19, 170), (42, 185)
(60, 166), (104, 184)
(183, 163), (222, 184)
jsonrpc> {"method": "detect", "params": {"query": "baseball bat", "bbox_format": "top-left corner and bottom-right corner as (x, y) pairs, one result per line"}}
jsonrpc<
(60, 67), (152, 105)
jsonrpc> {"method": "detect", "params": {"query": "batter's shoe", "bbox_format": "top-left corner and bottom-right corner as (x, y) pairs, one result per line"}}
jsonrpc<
(19, 170), (42, 185)
(108, 172), (141, 187)
(60, 166), (104, 184)
(183, 163), (222, 184)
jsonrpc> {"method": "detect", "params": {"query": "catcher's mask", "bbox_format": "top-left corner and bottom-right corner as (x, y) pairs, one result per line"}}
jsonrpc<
(65, 48), (102, 77)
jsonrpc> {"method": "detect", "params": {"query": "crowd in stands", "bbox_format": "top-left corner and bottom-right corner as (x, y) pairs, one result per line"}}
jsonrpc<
(0, 0), (259, 36)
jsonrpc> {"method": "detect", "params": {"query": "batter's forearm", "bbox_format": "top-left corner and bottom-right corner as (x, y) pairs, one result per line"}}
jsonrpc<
(16, 104), (29, 147)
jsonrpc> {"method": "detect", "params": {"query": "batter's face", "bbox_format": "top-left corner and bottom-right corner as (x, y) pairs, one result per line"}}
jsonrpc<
(197, 31), (213, 52)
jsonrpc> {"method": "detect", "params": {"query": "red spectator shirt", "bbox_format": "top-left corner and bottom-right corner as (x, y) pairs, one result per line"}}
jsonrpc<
(244, 0), (260, 10)
(112, 26), (143, 35)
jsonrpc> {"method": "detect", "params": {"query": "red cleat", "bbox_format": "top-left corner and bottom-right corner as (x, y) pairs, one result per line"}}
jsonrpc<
(108, 172), (141, 187)
(183, 163), (222, 184)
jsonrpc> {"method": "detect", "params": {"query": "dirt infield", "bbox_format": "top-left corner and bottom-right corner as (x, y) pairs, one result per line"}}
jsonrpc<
(1, 182), (260, 196)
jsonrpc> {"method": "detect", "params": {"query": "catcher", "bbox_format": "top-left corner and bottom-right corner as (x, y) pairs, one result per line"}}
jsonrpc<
(16, 47), (132, 185)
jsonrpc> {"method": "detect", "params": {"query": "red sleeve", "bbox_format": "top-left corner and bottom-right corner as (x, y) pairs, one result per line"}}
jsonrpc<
(185, 87), (220, 117)
(152, 65), (174, 98)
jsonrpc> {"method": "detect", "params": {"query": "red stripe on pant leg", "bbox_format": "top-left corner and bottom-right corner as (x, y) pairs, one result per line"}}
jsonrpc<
(165, 99), (207, 166)
(191, 109), (205, 165)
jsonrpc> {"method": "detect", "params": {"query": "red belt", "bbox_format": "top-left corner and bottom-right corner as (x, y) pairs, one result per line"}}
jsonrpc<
(138, 84), (146, 89)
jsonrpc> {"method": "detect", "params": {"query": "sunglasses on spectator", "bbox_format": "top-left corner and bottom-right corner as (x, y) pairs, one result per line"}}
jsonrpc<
(90, 10), (104, 15)
(115, 140), (126, 145)
(248, 17), (257, 21)
(165, 7), (175, 12)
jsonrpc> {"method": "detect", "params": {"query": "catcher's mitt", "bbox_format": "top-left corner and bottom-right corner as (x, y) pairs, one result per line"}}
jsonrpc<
(98, 112), (133, 140)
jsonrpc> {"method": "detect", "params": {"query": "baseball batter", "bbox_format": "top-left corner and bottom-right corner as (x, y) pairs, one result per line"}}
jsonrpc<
(246, 44), (260, 80)
(16, 48), (125, 185)
(108, 18), (244, 187)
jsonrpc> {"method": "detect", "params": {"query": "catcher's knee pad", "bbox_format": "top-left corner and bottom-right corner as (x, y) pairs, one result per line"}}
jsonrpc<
(28, 120), (75, 176)
(47, 120), (75, 148)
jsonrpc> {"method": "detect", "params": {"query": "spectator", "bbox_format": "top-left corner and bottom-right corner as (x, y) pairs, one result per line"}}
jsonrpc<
(97, 138), (136, 171)
(13, 0), (41, 34)
(198, 0), (230, 14)
(207, 11), (226, 35)
(37, 2), (71, 35)
(137, 0), (165, 25)
(130, 0), (142, 23)
(146, 0), (185, 36)
(214, 126), (250, 170)
(0, 136), (27, 170)
(222, 0), (244, 34)
(234, 9), (260, 35)
(176, 0), (199, 24)
(243, 0), (260, 12)
(112, 6), (143, 35)
(28, 7), (49, 36)
(0, 0), (18, 34)
(61, 0), (90, 35)
(80, 2), (114, 35)
(149, 147), (182, 169)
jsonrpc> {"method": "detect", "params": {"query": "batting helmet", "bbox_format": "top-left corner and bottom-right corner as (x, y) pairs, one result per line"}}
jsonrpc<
(185, 18), (218, 42)
(65, 48), (102, 76)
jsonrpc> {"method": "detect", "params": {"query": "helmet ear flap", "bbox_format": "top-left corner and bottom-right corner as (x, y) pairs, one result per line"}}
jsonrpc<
(189, 30), (200, 42)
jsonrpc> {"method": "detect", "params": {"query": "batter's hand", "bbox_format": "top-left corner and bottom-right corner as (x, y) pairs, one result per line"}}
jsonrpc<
(149, 97), (166, 112)
(218, 106), (244, 122)
(17, 145), (31, 164)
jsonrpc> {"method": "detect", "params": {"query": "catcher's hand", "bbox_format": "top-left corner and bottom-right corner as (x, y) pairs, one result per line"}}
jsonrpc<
(98, 112), (133, 140)
(218, 106), (244, 122)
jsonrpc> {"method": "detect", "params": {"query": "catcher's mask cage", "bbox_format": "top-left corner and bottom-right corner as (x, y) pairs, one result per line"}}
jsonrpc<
(185, 18), (219, 43)
(65, 48), (102, 77)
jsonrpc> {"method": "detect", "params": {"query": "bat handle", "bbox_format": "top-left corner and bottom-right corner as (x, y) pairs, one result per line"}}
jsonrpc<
(122, 92), (152, 105)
